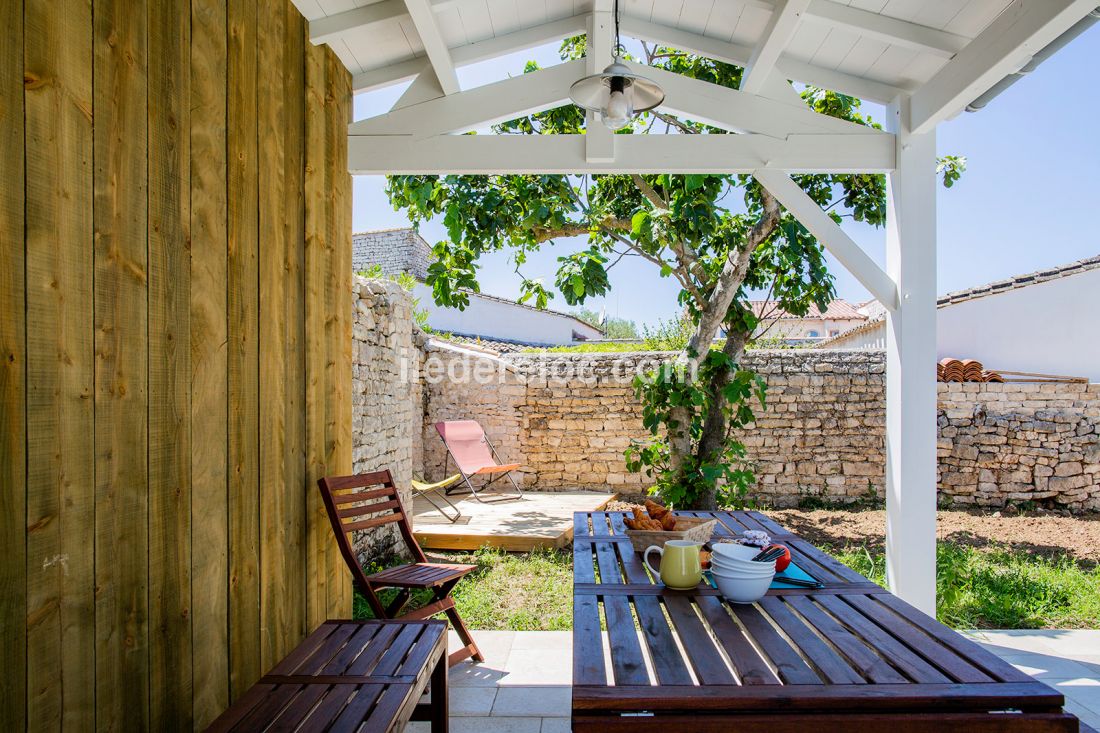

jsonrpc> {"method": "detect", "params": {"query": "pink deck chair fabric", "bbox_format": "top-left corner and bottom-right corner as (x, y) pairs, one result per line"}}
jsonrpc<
(434, 420), (520, 475)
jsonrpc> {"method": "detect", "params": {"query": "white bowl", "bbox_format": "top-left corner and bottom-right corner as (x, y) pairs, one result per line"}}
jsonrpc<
(711, 543), (764, 563)
(711, 563), (775, 579)
(711, 557), (776, 575)
(713, 569), (774, 603)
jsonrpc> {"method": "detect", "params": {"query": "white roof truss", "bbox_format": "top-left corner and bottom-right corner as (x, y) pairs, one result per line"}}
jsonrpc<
(909, 0), (1097, 134)
(401, 0), (460, 94)
(802, 1), (969, 59)
(740, 0), (813, 95)
(348, 131), (896, 175)
(754, 169), (899, 309)
(620, 17), (906, 104)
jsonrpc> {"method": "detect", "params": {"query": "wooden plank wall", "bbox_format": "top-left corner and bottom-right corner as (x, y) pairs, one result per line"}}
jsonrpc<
(3, 0), (354, 728)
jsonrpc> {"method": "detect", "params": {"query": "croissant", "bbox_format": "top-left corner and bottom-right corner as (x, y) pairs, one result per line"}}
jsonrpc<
(660, 513), (678, 531)
(631, 506), (648, 523)
(645, 499), (670, 521)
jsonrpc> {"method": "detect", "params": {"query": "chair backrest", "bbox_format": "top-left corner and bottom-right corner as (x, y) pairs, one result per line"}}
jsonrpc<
(435, 420), (496, 474)
(316, 470), (427, 603)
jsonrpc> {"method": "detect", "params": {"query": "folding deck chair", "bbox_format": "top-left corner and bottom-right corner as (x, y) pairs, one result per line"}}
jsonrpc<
(317, 470), (483, 667)
(411, 474), (463, 523)
(434, 420), (524, 503)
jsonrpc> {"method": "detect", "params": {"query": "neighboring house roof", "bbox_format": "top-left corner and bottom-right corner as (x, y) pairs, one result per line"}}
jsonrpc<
(816, 254), (1100, 347)
(459, 289), (604, 336)
(434, 333), (539, 354)
(353, 227), (603, 337)
(937, 254), (1100, 307)
(748, 299), (867, 321)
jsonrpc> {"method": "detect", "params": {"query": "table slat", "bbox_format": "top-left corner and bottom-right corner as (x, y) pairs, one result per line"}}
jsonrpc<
(634, 596), (695, 685)
(758, 596), (864, 684)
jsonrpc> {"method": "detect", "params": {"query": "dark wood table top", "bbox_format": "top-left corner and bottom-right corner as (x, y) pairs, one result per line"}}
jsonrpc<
(572, 510), (1079, 731)
(206, 619), (447, 733)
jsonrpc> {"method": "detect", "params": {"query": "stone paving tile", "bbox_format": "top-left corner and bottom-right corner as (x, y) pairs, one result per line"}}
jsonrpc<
(491, 686), (571, 717)
(512, 631), (571, 651)
(498, 647), (573, 686)
(447, 716), (544, 733)
(998, 653), (1100, 680)
(449, 686), (498, 717)
(539, 717), (572, 733)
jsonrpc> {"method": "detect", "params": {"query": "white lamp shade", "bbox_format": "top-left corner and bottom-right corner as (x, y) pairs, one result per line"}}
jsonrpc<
(568, 61), (665, 120)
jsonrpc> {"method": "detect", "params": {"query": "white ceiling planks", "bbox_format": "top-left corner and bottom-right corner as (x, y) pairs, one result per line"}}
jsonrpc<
(292, 0), (1096, 148)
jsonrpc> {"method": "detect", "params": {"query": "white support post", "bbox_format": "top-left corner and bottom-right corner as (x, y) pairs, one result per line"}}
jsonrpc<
(884, 95), (938, 616)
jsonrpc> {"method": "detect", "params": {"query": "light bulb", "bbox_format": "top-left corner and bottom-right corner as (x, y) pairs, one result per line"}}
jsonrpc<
(602, 84), (633, 131)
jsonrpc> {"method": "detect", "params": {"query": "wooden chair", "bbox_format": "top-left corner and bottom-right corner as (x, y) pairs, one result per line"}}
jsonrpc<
(317, 470), (483, 667)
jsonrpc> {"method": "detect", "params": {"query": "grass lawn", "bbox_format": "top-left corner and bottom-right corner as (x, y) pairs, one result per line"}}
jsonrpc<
(354, 547), (573, 631)
(834, 543), (1100, 629)
(355, 526), (1100, 631)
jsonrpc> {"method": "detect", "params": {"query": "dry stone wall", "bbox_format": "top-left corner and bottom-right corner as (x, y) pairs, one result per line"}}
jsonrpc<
(350, 281), (1100, 514)
(505, 351), (887, 504)
(351, 277), (422, 558)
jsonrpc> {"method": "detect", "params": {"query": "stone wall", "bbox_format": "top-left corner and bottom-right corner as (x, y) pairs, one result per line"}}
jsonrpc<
(352, 228), (431, 281)
(503, 351), (886, 504)
(420, 342), (528, 485)
(937, 382), (1100, 510)
(349, 286), (1100, 514)
(423, 350), (1100, 512)
(351, 277), (422, 558)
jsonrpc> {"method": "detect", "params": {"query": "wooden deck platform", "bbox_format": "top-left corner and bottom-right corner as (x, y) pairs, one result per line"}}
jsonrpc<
(412, 490), (616, 552)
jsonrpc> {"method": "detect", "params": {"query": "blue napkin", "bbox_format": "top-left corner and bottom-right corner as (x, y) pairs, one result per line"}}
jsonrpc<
(770, 561), (819, 589)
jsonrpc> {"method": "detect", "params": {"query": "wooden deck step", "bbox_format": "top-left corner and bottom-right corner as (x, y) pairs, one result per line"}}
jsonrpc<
(413, 490), (617, 552)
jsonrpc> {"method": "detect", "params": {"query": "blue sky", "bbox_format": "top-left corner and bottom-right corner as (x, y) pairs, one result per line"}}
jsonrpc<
(353, 26), (1100, 328)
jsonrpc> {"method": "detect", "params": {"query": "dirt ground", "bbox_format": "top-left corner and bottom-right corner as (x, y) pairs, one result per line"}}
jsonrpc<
(766, 508), (1100, 565)
(609, 496), (1100, 565)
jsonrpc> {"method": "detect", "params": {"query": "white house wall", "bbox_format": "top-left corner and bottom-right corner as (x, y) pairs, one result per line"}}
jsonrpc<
(826, 268), (1100, 381)
(413, 283), (602, 346)
(937, 268), (1100, 382)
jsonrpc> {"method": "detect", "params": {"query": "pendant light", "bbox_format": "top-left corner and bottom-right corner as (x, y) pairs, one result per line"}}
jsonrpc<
(568, 0), (665, 131)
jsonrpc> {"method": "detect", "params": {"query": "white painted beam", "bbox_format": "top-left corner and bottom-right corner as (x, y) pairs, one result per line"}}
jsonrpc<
(348, 132), (895, 174)
(909, 0), (1096, 134)
(350, 14), (589, 94)
(621, 16), (905, 103)
(586, 10), (615, 163)
(351, 57), (889, 140)
(741, 0), (812, 94)
(884, 95), (938, 616)
(627, 61), (887, 137)
(350, 60), (583, 138)
(309, 0), (407, 46)
(390, 63), (444, 110)
(402, 0), (460, 94)
(753, 170), (898, 310)
(805, 0), (968, 59)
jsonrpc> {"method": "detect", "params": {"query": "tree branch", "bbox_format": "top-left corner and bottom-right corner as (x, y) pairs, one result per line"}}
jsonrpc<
(631, 174), (667, 209)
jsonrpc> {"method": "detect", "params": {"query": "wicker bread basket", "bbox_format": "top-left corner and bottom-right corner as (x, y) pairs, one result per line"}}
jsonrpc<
(624, 517), (716, 553)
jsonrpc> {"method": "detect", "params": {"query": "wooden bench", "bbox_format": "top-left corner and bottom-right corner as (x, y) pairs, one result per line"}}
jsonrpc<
(572, 509), (1082, 732)
(206, 619), (448, 732)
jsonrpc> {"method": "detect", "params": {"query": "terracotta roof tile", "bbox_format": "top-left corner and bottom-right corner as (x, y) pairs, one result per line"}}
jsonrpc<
(748, 299), (867, 321)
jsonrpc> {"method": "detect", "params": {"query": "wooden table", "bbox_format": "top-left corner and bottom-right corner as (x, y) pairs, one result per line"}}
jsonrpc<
(207, 619), (448, 732)
(572, 510), (1081, 732)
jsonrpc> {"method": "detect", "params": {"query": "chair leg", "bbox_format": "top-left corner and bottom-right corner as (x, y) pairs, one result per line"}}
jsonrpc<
(420, 488), (462, 523)
(430, 648), (449, 732)
(443, 602), (483, 665)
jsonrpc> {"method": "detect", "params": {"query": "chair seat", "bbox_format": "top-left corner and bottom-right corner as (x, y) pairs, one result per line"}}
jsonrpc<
(367, 562), (476, 589)
(411, 474), (462, 493)
(472, 463), (521, 475)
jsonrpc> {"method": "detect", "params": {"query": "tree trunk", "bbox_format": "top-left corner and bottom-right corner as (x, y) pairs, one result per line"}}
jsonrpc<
(663, 191), (781, 509)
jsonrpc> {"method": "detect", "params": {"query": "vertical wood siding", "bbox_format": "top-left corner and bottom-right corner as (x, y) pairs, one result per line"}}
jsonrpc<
(5, 0), (354, 727)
